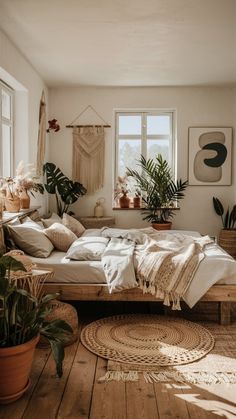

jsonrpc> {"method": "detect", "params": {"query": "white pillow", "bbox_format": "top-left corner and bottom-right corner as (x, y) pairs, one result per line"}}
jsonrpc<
(41, 213), (62, 228)
(7, 224), (54, 258)
(66, 236), (109, 261)
(44, 222), (77, 252)
(62, 213), (85, 237)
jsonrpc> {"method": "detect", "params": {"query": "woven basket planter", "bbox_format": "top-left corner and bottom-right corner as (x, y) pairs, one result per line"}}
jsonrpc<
(39, 300), (79, 348)
(219, 229), (236, 259)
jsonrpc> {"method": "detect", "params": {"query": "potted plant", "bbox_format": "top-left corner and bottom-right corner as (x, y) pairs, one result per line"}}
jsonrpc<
(127, 154), (188, 230)
(213, 197), (236, 258)
(14, 161), (44, 209)
(114, 176), (130, 208)
(0, 254), (72, 404)
(43, 163), (87, 216)
(133, 188), (141, 208)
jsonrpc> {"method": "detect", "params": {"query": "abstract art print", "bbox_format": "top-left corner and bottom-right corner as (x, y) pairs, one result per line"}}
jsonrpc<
(188, 127), (232, 186)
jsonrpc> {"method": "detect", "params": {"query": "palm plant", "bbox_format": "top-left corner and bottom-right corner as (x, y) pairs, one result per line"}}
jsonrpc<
(213, 197), (236, 229)
(126, 154), (188, 223)
(43, 163), (87, 217)
(0, 255), (72, 377)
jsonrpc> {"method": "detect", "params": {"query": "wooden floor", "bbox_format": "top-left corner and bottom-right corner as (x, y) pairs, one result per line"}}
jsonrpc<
(1, 301), (236, 419)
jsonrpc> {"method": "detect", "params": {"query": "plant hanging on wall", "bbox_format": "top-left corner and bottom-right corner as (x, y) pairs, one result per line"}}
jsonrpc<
(43, 163), (87, 216)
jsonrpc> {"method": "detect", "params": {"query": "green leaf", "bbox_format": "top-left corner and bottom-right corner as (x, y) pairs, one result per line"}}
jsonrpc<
(213, 197), (224, 216)
(48, 339), (65, 377)
(224, 208), (230, 229)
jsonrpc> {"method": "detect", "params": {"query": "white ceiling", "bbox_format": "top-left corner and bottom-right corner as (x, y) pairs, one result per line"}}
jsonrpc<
(0, 0), (235, 87)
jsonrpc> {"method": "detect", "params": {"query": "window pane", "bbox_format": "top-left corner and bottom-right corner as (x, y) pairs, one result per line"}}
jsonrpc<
(2, 124), (11, 177)
(147, 115), (170, 135)
(118, 139), (141, 177)
(119, 116), (141, 135)
(147, 139), (170, 163)
(2, 90), (11, 120)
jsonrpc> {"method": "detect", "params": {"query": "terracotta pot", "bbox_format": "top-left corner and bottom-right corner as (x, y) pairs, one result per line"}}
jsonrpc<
(152, 222), (172, 230)
(119, 194), (130, 208)
(133, 196), (141, 208)
(219, 229), (236, 259)
(19, 189), (30, 210)
(5, 196), (21, 213)
(0, 334), (39, 404)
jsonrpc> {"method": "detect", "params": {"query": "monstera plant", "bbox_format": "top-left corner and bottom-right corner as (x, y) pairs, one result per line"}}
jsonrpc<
(43, 163), (87, 216)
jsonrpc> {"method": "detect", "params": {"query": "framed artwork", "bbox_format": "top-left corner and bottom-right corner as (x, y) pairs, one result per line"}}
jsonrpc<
(188, 127), (232, 186)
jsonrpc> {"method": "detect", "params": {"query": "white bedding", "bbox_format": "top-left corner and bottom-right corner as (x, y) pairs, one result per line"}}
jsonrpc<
(30, 229), (236, 308)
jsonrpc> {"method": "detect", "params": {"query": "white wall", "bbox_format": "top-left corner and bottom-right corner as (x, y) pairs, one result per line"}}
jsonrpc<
(0, 29), (48, 212)
(49, 86), (235, 236)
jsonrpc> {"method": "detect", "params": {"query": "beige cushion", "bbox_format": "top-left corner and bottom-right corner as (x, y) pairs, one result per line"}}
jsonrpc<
(62, 213), (85, 237)
(44, 222), (77, 252)
(41, 213), (62, 228)
(66, 236), (109, 261)
(22, 216), (44, 229)
(7, 224), (54, 258)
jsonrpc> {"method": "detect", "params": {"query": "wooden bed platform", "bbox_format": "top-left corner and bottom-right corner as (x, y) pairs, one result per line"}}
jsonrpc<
(43, 282), (236, 325)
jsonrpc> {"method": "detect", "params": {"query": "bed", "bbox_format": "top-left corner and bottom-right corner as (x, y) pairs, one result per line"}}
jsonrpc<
(28, 229), (236, 325)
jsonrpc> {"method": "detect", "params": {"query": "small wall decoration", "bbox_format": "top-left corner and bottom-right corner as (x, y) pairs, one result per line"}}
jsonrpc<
(188, 127), (232, 186)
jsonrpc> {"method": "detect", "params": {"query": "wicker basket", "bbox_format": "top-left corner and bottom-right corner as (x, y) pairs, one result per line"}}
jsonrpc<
(39, 300), (79, 348)
(219, 229), (236, 259)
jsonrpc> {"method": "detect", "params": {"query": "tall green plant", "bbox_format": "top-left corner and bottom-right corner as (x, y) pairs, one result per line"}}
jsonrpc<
(43, 163), (87, 217)
(127, 154), (188, 223)
(0, 255), (72, 377)
(213, 197), (236, 229)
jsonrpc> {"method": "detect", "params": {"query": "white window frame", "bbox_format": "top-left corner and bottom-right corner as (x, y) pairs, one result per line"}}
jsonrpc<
(0, 80), (14, 177)
(114, 109), (176, 187)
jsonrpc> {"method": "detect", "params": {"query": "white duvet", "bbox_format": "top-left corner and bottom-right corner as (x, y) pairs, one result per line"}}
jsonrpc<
(30, 229), (236, 308)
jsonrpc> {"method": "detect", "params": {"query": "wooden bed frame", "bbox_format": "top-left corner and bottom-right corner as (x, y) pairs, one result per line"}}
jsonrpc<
(1, 210), (236, 325)
(42, 281), (236, 325)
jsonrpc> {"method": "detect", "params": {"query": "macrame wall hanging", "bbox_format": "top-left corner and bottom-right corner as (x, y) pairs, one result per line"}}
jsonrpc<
(66, 105), (111, 194)
(36, 91), (46, 175)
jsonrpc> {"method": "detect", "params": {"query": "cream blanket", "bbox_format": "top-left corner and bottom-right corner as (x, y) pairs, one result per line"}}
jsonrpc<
(101, 229), (213, 309)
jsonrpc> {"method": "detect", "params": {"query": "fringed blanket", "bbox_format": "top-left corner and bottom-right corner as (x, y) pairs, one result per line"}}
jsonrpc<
(101, 229), (213, 309)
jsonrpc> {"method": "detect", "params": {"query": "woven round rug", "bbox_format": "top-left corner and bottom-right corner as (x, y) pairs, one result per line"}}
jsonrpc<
(81, 314), (215, 366)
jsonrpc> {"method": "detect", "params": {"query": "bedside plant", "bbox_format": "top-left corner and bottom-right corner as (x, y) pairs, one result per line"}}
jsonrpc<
(127, 154), (188, 229)
(213, 197), (236, 258)
(0, 254), (72, 404)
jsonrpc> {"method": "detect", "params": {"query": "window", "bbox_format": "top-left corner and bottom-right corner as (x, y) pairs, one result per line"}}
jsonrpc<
(0, 81), (14, 177)
(115, 110), (175, 193)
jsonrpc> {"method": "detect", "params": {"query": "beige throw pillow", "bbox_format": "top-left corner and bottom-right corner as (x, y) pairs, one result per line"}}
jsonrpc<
(8, 225), (54, 258)
(62, 213), (85, 237)
(44, 222), (77, 252)
(41, 213), (62, 228)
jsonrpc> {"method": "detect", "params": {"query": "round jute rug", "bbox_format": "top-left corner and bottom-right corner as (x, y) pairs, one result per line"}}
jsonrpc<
(81, 314), (215, 366)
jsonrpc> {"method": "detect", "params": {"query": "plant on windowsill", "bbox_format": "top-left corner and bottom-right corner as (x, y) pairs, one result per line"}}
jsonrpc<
(126, 154), (188, 230)
(43, 163), (87, 216)
(213, 197), (236, 258)
(0, 254), (73, 404)
(114, 176), (131, 208)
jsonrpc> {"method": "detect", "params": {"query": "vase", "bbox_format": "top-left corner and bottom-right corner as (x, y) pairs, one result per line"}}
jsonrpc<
(19, 189), (30, 210)
(133, 196), (141, 208)
(119, 194), (130, 208)
(152, 222), (172, 231)
(5, 195), (21, 213)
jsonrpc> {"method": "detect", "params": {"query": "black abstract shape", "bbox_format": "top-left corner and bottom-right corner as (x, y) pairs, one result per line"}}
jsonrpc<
(202, 142), (227, 168)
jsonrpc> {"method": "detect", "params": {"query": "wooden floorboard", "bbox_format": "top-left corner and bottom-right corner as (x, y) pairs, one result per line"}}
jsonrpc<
(1, 306), (236, 419)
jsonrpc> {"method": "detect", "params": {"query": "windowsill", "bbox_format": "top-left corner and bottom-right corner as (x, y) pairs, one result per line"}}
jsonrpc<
(113, 206), (180, 211)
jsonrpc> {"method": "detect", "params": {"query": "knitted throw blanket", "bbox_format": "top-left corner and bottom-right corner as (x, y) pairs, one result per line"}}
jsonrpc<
(136, 232), (213, 309)
(101, 229), (213, 310)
